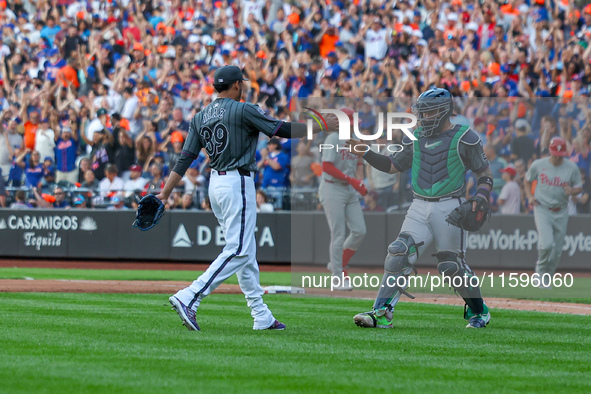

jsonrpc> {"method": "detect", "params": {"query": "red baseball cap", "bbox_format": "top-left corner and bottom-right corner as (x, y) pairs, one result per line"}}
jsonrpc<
(549, 137), (568, 157)
(500, 166), (516, 177)
(341, 107), (355, 125)
(130, 164), (142, 172)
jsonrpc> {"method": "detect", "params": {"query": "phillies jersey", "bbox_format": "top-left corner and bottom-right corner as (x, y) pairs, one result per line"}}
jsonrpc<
(321, 132), (360, 181)
(526, 157), (582, 208)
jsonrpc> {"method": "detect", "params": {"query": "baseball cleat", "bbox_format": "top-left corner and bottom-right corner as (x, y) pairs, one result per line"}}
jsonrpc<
(464, 304), (490, 328)
(326, 262), (348, 277)
(464, 303), (489, 320)
(169, 296), (200, 331)
(333, 276), (353, 291)
(466, 310), (491, 328)
(266, 320), (286, 330)
(353, 309), (393, 328)
(464, 303), (490, 328)
(466, 314), (490, 328)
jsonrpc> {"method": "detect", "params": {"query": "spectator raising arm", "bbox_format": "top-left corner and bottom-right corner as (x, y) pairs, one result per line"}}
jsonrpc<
(32, 187), (51, 208)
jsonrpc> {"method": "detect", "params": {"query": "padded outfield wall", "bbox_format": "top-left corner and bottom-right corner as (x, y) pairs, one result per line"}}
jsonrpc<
(0, 209), (590, 270)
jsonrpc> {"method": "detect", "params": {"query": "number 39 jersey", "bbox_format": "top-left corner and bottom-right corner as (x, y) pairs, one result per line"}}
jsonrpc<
(183, 98), (283, 172)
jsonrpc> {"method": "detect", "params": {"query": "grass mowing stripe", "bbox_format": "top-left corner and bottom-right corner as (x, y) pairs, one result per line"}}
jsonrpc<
(0, 293), (590, 393)
(0, 267), (291, 286)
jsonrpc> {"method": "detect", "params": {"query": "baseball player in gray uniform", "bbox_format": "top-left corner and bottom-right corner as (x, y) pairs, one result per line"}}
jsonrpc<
(346, 89), (493, 328)
(158, 66), (331, 331)
(524, 137), (582, 286)
(320, 108), (367, 290)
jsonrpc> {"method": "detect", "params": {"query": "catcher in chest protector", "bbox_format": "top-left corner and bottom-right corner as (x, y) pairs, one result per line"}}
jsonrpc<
(346, 88), (493, 329)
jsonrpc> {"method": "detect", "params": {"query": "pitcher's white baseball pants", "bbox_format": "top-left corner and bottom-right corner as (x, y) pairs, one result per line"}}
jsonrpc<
(173, 169), (275, 330)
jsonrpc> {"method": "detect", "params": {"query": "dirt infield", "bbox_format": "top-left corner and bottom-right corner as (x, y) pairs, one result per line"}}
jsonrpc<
(2, 259), (590, 315)
(2, 278), (591, 316)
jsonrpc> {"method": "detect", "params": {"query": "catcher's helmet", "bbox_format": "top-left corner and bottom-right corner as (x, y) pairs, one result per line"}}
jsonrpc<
(411, 88), (454, 137)
(549, 137), (568, 157)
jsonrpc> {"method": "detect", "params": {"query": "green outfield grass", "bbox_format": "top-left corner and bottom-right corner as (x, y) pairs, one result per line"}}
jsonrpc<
(0, 267), (291, 286)
(0, 293), (589, 393)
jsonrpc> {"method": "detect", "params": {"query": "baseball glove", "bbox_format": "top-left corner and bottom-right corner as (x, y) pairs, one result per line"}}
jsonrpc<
(445, 195), (490, 232)
(132, 194), (165, 231)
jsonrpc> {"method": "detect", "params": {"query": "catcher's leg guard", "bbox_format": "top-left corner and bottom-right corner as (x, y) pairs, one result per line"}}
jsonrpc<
(373, 233), (423, 311)
(435, 251), (484, 315)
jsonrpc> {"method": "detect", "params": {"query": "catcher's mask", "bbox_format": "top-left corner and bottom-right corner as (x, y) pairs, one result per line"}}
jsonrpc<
(411, 88), (454, 138)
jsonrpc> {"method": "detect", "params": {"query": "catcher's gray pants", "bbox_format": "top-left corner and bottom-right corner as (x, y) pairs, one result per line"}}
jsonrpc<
(319, 180), (366, 276)
(174, 170), (275, 330)
(399, 198), (466, 258)
(533, 206), (569, 276)
(372, 198), (467, 311)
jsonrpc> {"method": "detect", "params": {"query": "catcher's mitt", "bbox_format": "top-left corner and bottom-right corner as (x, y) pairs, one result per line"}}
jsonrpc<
(445, 195), (490, 232)
(132, 194), (165, 231)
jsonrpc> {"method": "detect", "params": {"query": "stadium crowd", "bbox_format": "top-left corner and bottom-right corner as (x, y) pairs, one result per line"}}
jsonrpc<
(0, 0), (589, 214)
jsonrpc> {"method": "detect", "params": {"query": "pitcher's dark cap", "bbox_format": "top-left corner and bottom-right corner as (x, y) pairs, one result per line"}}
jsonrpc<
(214, 66), (248, 84)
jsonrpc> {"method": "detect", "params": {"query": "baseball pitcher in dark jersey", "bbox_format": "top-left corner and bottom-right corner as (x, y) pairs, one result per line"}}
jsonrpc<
(161, 66), (333, 331)
(347, 89), (494, 329)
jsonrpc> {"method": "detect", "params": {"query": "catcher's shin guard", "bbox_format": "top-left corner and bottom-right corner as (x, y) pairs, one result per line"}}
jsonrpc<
(435, 251), (484, 315)
(373, 233), (422, 311)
